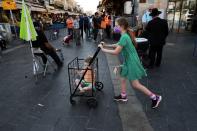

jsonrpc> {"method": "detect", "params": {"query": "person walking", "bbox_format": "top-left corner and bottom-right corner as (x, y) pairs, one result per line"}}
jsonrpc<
(79, 14), (84, 39)
(66, 16), (73, 36)
(98, 17), (162, 109)
(105, 13), (111, 39)
(84, 14), (90, 38)
(100, 16), (106, 40)
(92, 12), (101, 42)
(146, 8), (169, 68)
(73, 15), (81, 45)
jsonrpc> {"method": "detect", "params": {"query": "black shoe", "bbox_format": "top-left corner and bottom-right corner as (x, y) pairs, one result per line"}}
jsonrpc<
(147, 65), (154, 69)
(57, 62), (63, 68)
(151, 95), (162, 109)
(155, 64), (160, 67)
(114, 94), (128, 102)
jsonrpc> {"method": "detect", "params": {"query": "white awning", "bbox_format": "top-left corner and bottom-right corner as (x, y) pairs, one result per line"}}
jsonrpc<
(48, 9), (65, 14)
(30, 6), (47, 12)
(46, 5), (55, 10)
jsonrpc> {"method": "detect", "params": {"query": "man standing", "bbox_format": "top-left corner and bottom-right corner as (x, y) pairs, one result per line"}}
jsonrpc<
(146, 8), (169, 68)
(142, 8), (152, 30)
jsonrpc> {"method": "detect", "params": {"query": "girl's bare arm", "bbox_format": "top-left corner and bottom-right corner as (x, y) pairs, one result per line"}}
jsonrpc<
(101, 42), (118, 48)
(100, 45), (123, 55)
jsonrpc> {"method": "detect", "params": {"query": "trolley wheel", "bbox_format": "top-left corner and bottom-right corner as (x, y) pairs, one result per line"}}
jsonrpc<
(70, 96), (76, 105)
(95, 82), (104, 91)
(87, 98), (98, 108)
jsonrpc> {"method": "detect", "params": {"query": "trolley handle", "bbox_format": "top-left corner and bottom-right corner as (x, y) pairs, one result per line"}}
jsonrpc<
(88, 42), (103, 66)
(88, 47), (101, 66)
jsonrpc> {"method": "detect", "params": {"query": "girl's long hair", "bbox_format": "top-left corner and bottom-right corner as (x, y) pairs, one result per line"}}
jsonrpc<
(116, 17), (137, 48)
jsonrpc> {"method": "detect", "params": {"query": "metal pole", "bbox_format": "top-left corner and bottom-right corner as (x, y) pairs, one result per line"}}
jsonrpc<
(10, 10), (17, 38)
(131, 0), (136, 27)
(172, 1), (177, 32)
(178, 0), (184, 33)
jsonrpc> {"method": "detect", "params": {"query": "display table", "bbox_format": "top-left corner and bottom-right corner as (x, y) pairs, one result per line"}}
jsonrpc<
(135, 38), (148, 43)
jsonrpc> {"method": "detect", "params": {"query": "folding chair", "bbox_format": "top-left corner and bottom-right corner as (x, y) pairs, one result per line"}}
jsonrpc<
(33, 48), (57, 77)
(193, 38), (197, 57)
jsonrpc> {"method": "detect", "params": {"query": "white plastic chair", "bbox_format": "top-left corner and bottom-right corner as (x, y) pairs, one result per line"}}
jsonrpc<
(33, 48), (56, 77)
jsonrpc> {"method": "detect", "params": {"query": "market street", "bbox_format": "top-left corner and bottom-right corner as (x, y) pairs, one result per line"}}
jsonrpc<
(0, 29), (197, 131)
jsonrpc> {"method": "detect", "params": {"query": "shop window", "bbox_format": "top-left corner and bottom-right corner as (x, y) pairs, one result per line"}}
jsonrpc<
(140, 0), (146, 3)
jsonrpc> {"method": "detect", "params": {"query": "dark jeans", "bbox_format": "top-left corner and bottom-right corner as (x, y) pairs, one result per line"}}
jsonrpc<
(84, 25), (90, 37)
(0, 39), (7, 50)
(149, 45), (164, 67)
(35, 50), (63, 67)
(74, 29), (81, 45)
(68, 28), (73, 35)
(106, 25), (111, 38)
(93, 28), (99, 40)
(80, 27), (83, 38)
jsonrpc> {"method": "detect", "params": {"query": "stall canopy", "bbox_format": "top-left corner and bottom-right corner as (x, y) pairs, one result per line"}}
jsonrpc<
(48, 9), (65, 14)
(30, 6), (47, 12)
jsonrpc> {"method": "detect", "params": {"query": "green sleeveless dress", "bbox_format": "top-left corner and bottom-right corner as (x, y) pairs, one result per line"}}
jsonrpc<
(118, 33), (147, 80)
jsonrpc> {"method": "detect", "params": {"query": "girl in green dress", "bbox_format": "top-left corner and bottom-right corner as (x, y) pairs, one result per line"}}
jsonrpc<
(98, 17), (162, 109)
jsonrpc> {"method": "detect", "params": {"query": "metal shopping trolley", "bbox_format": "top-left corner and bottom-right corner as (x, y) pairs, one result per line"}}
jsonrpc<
(68, 47), (104, 108)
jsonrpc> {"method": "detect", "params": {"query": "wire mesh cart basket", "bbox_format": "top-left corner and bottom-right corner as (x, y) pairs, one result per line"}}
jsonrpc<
(68, 48), (104, 108)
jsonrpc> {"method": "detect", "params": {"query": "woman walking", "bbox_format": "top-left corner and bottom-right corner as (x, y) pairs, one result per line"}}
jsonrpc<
(98, 17), (162, 109)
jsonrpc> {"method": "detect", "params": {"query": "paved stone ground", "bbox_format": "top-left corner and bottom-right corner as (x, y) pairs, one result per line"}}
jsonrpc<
(0, 30), (123, 131)
(104, 33), (197, 131)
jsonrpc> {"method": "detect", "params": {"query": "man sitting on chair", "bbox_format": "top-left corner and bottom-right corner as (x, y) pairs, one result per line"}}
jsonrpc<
(32, 22), (63, 68)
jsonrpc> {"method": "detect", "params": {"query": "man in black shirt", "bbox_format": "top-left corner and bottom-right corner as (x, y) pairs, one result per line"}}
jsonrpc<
(146, 8), (168, 68)
(32, 22), (63, 68)
(92, 12), (101, 42)
(84, 14), (90, 38)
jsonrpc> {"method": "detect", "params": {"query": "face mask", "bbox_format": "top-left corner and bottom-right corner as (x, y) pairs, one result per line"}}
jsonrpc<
(114, 26), (121, 33)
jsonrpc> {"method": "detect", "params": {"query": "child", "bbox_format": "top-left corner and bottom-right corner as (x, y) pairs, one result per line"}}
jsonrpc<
(75, 56), (95, 93)
(98, 17), (162, 109)
(63, 34), (73, 45)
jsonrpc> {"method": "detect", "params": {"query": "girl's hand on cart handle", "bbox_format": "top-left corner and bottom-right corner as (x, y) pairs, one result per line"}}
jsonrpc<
(98, 44), (103, 49)
(100, 41), (105, 45)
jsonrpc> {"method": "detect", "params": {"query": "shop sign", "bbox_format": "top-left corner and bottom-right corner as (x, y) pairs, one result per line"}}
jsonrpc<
(2, 0), (17, 10)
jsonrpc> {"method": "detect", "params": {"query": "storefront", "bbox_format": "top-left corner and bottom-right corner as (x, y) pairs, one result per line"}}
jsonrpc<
(167, 0), (197, 33)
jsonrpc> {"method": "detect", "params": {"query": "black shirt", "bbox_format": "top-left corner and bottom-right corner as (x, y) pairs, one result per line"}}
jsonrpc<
(93, 16), (101, 29)
(32, 29), (49, 52)
(146, 17), (169, 45)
